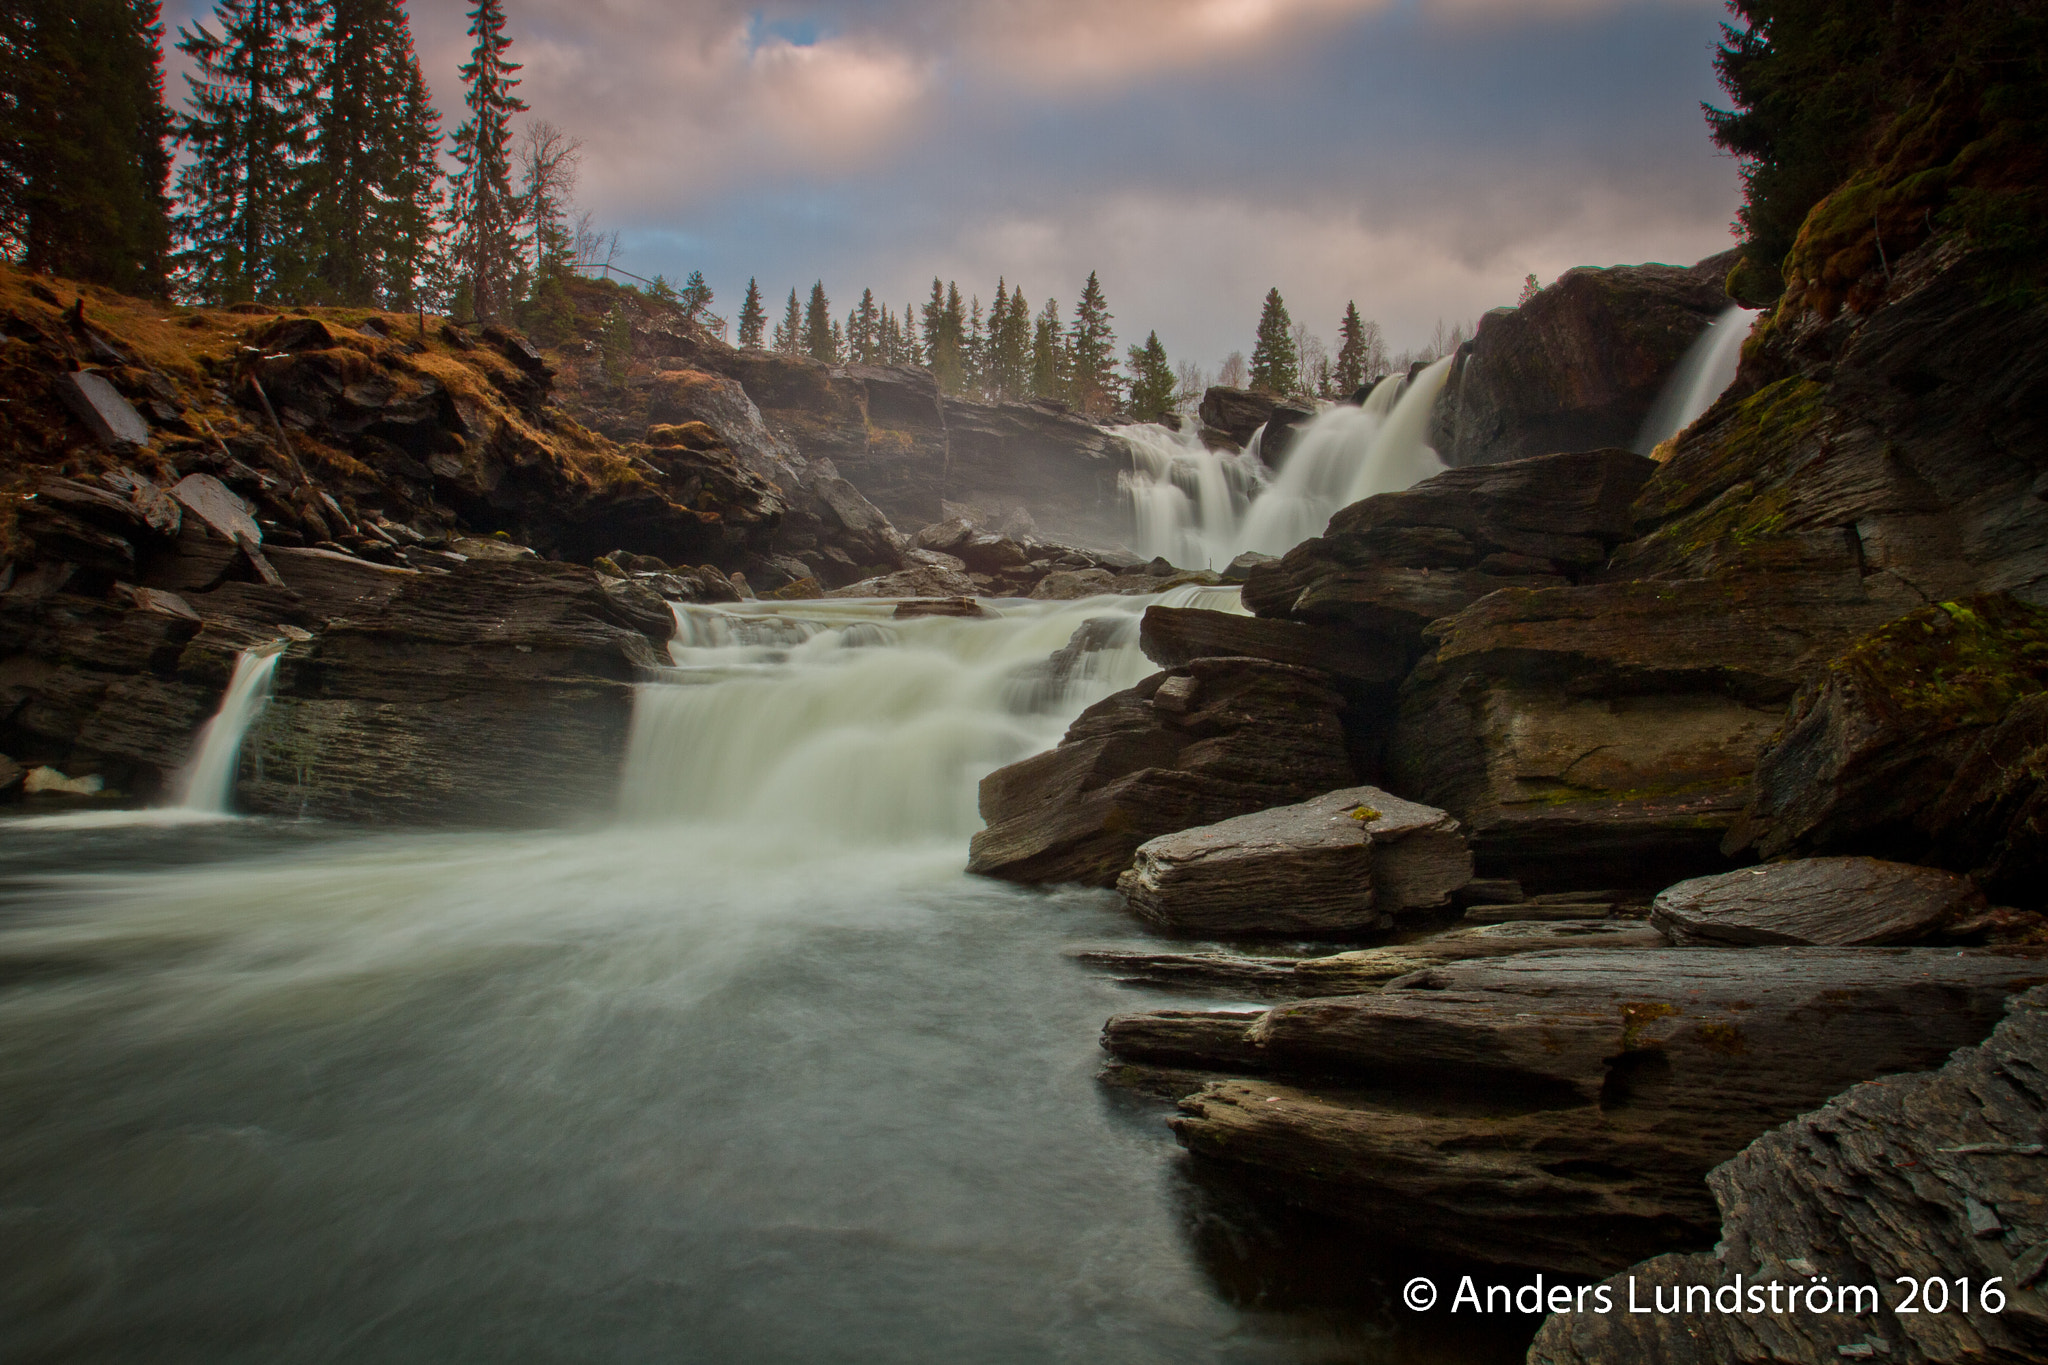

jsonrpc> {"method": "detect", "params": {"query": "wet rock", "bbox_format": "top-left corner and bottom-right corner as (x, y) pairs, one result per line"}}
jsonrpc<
(1528, 984), (2048, 1365)
(1028, 568), (1119, 600)
(1221, 551), (1275, 582)
(825, 563), (979, 599)
(53, 370), (150, 447)
(893, 597), (985, 619)
(1116, 786), (1472, 937)
(1426, 250), (1735, 467)
(1139, 605), (1404, 686)
(24, 766), (103, 796)
(0, 755), (19, 798)
(1196, 387), (1281, 448)
(968, 657), (1356, 886)
(448, 534), (536, 561)
(1160, 949), (2048, 1275)
(1651, 857), (1986, 947)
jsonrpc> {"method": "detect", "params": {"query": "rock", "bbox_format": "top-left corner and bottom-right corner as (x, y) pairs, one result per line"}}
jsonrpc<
(913, 517), (976, 554)
(1196, 387), (1281, 448)
(1242, 447), (1656, 632)
(1028, 568), (1119, 600)
(448, 534), (537, 561)
(23, 766), (104, 796)
(1256, 399), (1318, 467)
(1726, 595), (2048, 907)
(1528, 984), (2048, 1365)
(825, 563), (979, 599)
(168, 474), (261, 546)
(1651, 857), (1986, 947)
(1139, 605), (1405, 686)
(1221, 551), (1275, 582)
(1425, 250), (1735, 467)
(1158, 948), (2048, 1275)
(1116, 786), (1472, 937)
(893, 597), (985, 619)
(955, 533), (1029, 574)
(53, 370), (150, 447)
(0, 755), (19, 798)
(967, 657), (1357, 886)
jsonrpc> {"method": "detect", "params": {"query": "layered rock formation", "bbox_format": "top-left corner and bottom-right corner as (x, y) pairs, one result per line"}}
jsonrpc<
(1426, 250), (1737, 467)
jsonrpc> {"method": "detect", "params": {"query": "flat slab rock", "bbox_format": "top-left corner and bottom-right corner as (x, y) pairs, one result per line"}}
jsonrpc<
(1116, 786), (1473, 937)
(1152, 948), (2048, 1275)
(1529, 984), (2048, 1364)
(1652, 856), (1986, 947)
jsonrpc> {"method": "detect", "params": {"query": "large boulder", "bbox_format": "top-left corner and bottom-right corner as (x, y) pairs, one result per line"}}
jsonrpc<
(1196, 386), (1281, 447)
(1139, 605), (1405, 686)
(966, 657), (1356, 886)
(1426, 250), (1736, 468)
(1528, 984), (2048, 1365)
(1650, 857), (1985, 946)
(1116, 785), (1472, 937)
(1148, 949), (2048, 1275)
(940, 397), (1132, 549)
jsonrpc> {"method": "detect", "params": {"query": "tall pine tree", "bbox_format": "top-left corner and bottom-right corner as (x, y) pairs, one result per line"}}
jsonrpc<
(802, 281), (837, 362)
(1029, 296), (1064, 401)
(306, 0), (440, 307)
(1067, 271), (1118, 418)
(445, 0), (525, 321)
(848, 287), (880, 363)
(773, 287), (802, 355)
(0, 0), (174, 294)
(737, 277), (766, 348)
(1248, 287), (1298, 395)
(1125, 331), (1175, 423)
(172, 0), (318, 303)
(1333, 301), (1368, 396)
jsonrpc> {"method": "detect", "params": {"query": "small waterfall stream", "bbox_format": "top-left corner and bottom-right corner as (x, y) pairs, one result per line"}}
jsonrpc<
(1634, 305), (1756, 452)
(169, 644), (285, 814)
(1119, 356), (1454, 567)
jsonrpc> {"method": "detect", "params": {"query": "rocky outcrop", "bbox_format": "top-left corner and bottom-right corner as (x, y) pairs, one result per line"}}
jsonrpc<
(1139, 605), (1405, 686)
(1147, 949), (2048, 1276)
(1116, 786), (1471, 937)
(1528, 984), (2048, 1365)
(1196, 386), (1281, 448)
(1426, 251), (1737, 468)
(966, 657), (1356, 886)
(1726, 596), (2048, 906)
(1650, 857), (1986, 947)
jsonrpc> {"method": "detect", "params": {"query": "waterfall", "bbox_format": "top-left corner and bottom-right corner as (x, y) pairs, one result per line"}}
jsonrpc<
(620, 587), (1243, 845)
(1118, 358), (1453, 567)
(169, 644), (285, 814)
(1634, 305), (1756, 453)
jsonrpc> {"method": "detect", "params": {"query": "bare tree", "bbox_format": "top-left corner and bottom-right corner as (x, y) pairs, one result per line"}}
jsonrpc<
(1175, 359), (1207, 408)
(1217, 350), (1248, 388)
(571, 210), (619, 270)
(1292, 321), (1331, 398)
(516, 120), (582, 277)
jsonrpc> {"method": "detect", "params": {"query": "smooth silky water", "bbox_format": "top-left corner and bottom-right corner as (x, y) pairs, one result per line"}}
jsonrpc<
(0, 591), (1531, 1364)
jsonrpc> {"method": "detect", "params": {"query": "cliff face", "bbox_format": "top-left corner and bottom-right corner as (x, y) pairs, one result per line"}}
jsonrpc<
(1427, 251), (1736, 467)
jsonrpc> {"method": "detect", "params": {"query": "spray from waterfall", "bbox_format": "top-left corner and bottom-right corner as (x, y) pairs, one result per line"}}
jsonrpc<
(170, 644), (285, 814)
(1117, 356), (1453, 567)
(1635, 305), (1756, 453)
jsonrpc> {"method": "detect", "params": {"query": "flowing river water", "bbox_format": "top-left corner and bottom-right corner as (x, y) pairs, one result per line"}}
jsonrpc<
(0, 589), (1532, 1364)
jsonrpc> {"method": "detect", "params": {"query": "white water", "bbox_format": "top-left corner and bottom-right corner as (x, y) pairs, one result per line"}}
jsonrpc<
(622, 587), (1244, 843)
(1634, 305), (1756, 453)
(7, 643), (285, 831)
(1120, 357), (1454, 567)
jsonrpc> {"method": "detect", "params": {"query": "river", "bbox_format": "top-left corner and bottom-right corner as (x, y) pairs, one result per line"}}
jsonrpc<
(0, 590), (1529, 1363)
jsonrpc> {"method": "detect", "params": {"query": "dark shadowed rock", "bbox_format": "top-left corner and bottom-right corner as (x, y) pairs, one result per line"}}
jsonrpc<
(1528, 984), (2048, 1365)
(1116, 786), (1471, 937)
(967, 657), (1356, 886)
(1139, 606), (1405, 685)
(1426, 251), (1735, 468)
(1651, 857), (1985, 947)
(1155, 949), (2048, 1276)
(1196, 387), (1280, 447)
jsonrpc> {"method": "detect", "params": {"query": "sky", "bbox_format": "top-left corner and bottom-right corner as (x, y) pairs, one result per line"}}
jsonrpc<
(160, 0), (1745, 372)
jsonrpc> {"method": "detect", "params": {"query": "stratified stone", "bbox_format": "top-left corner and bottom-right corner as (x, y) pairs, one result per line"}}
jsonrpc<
(54, 371), (150, 446)
(1116, 786), (1471, 937)
(1139, 606), (1405, 685)
(1650, 857), (1985, 947)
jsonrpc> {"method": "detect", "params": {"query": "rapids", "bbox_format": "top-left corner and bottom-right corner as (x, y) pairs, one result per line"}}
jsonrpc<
(0, 591), (1531, 1363)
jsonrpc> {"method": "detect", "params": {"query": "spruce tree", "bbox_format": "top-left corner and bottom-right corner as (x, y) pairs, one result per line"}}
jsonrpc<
(172, 0), (318, 303)
(1333, 301), (1368, 396)
(964, 296), (985, 400)
(445, 0), (525, 320)
(0, 0), (174, 295)
(1067, 271), (1118, 418)
(920, 278), (963, 393)
(305, 0), (439, 306)
(850, 288), (880, 363)
(1248, 287), (1298, 395)
(1029, 296), (1064, 401)
(803, 280), (836, 362)
(774, 287), (801, 355)
(994, 280), (1031, 402)
(679, 270), (712, 325)
(379, 51), (442, 309)
(737, 277), (766, 348)
(1125, 331), (1175, 423)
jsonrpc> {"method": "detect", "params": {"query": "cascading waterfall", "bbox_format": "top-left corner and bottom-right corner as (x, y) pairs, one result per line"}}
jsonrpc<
(1634, 305), (1756, 452)
(169, 643), (285, 814)
(1118, 355), (1454, 567)
(621, 586), (1243, 844)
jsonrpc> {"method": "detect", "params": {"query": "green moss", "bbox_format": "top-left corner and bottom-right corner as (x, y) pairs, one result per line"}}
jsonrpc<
(1635, 376), (1826, 529)
(1832, 594), (2048, 729)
